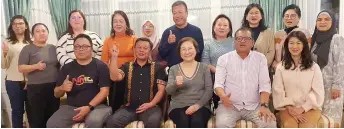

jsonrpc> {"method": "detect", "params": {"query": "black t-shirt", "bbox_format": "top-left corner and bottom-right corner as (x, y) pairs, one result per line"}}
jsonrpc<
(56, 58), (111, 107)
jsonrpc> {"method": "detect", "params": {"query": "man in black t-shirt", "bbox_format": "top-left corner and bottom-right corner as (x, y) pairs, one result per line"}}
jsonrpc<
(106, 37), (167, 128)
(47, 34), (112, 128)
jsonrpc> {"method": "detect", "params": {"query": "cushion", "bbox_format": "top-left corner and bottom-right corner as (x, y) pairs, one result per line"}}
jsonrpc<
(125, 121), (144, 128)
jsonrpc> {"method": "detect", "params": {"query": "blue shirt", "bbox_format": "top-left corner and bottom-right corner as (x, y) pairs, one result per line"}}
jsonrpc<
(159, 23), (204, 67)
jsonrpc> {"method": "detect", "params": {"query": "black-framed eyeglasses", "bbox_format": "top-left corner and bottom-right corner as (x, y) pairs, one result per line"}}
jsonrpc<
(74, 45), (91, 50)
(235, 37), (252, 42)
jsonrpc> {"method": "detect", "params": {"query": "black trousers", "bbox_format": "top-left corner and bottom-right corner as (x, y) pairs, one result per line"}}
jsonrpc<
(169, 106), (211, 128)
(27, 82), (59, 128)
(211, 73), (220, 111)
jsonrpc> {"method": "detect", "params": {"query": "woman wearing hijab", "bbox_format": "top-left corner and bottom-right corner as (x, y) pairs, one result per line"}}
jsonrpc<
(273, 4), (312, 70)
(141, 20), (161, 62)
(311, 10), (344, 124)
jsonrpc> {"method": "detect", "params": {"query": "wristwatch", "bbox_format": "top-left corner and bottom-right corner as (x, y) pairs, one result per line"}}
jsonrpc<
(260, 103), (269, 108)
(88, 104), (94, 111)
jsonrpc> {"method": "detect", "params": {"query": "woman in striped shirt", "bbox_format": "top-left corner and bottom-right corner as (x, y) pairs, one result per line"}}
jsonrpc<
(56, 10), (103, 66)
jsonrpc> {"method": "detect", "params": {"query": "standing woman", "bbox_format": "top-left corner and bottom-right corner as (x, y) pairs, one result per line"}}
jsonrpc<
(241, 3), (275, 67)
(202, 14), (234, 74)
(2, 15), (31, 128)
(101, 10), (137, 66)
(18, 23), (60, 128)
(166, 37), (213, 128)
(101, 10), (137, 111)
(273, 4), (312, 70)
(57, 10), (103, 67)
(141, 20), (161, 62)
(201, 14), (234, 110)
(311, 10), (344, 124)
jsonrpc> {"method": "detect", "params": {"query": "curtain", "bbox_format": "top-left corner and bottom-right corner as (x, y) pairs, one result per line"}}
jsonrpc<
(249, 0), (297, 32)
(31, 0), (58, 45)
(48, 0), (80, 38)
(3, 0), (32, 27)
(297, 0), (321, 34)
(81, 0), (249, 41)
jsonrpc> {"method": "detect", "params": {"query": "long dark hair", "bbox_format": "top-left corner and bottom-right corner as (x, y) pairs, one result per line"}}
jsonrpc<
(64, 10), (87, 37)
(110, 10), (134, 37)
(241, 3), (267, 31)
(212, 14), (233, 39)
(6, 15), (31, 44)
(283, 31), (313, 70)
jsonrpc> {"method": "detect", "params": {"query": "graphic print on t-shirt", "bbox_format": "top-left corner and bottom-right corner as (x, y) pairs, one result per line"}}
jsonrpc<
(72, 75), (94, 86)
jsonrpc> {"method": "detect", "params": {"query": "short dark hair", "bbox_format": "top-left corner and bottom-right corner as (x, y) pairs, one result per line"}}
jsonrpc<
(234, 27), (253, 39)
(283, 31), (313, 70)
(282, 4), (301, 18)
(176, 37), (199, 58)
(172, 1), (188, 12)
(241, 3), (268, 31)
(111, 10), (134, 37)
(134, 37), (153, 50)
(212, 14), (233, 39)
(64, 10), (87, 37)
(74, 34), (93, 47)
(31, 23), (49, 35)
(7, 15), (31, 44)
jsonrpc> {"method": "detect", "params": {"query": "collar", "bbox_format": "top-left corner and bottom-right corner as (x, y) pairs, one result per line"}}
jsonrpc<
(133, 58), (152, 67)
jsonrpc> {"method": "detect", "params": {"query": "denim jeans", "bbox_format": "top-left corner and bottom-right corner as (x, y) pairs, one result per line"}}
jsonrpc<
(5, 80), (30, 128)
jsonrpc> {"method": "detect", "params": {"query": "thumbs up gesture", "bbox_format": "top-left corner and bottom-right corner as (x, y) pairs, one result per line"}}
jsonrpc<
(176, 71), (183, 87)
(220, 93), (232, 108)
(62, 75), (73, 92)
(168, 30), (176, 44)
(2, 41), (9, 57)
(35, 60), (46, 71)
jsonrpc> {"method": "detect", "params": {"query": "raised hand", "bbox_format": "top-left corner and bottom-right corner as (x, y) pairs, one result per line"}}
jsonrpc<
(110, 44), (119, 59)
(168, 30), (176, 44)
(61, 75), (73, 92)
(2, 41), (9, 57)
(176, 71), (183, 87)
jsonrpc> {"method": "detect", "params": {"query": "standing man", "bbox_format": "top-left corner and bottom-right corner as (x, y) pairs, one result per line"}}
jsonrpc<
(159, 0), (204, 67)
(214, 27), (276, 128)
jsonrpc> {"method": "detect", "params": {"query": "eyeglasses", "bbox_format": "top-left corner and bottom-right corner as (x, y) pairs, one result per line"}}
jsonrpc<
(12, 22), (25, 26)
(235, 37), (252, 42)
(74, 45), (91, 50)
(143, 25), (154, 30)
(284, 14), (298, 19)
(70, 16), (82, 21)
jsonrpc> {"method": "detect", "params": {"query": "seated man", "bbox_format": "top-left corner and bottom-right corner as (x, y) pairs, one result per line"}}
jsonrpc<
(47, 34), (112, 128)
(106, 37), (166, 128)
(214, 27), (276, 128)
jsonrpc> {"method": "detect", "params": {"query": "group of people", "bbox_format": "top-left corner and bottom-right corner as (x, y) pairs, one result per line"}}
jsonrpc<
(2, 0), (343, 128)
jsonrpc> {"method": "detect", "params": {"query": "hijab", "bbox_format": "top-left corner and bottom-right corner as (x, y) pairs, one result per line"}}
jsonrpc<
(141, 20), (159, 49)
(311, 11), (337, 69)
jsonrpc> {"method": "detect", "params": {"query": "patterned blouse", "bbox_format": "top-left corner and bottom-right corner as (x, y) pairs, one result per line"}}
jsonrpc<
(201, 37), (234, 67)
(311, 34), (344, 123)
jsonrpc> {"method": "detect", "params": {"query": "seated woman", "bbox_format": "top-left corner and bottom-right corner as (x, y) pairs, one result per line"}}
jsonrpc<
(273, 31), (325, 128)
(166, 37), (213, 128)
